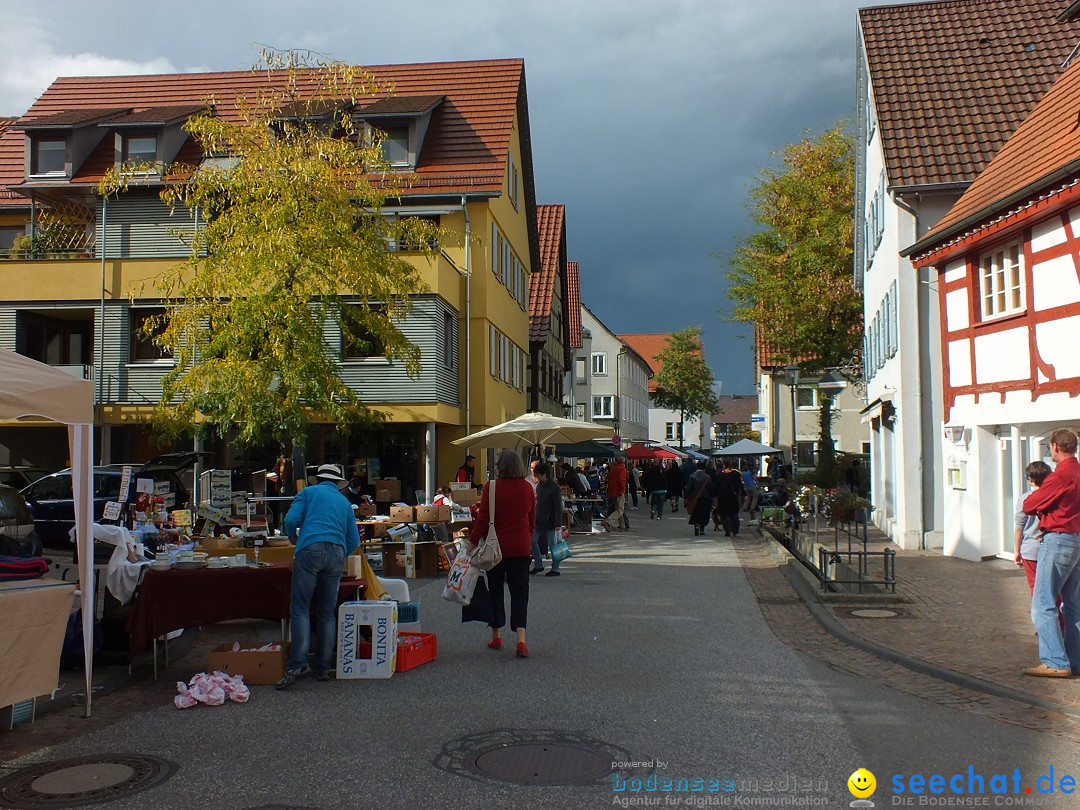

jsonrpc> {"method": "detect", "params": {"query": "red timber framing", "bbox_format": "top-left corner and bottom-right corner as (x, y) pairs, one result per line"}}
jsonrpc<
(934, 208), (1080, 420)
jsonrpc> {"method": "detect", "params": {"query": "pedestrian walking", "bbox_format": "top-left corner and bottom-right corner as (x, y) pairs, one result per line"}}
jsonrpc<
(629, 462), (641, 509)
(641, 460), (666, 519)
(845, 458), (863, 494)
(277, 463), (360, 689)
(1015, 461), (1064, 634)
(714, 459), (745, 536)
(469, 449), (536, 658)
(741, 463), (760, 517)
(1021, 428), (1080, 678)
(530, 462), (564, 577)
(603, 456), (630, 532)
(665, 460), (684, 513)
(685, 461), (714, 536)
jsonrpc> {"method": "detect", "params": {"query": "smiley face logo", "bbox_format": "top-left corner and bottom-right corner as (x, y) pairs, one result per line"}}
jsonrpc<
(847, 768), (876, 798)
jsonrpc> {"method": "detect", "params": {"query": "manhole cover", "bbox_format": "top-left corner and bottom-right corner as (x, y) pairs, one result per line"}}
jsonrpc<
(436, 728), (636, 786)
(474, 743), (610, 785)
(0, 755), (177, 808)
(850, 608), (899, 618)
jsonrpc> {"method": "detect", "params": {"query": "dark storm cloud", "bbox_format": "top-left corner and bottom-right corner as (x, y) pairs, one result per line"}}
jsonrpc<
(0, 0), (907, 391)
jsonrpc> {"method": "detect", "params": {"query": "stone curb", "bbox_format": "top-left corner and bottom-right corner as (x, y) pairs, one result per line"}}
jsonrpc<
(752, 526), (1080, 720)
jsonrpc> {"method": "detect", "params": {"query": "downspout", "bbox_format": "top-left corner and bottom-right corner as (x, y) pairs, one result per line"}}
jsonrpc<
(462, 196), (471, 442)
(97, 197), (107, 416)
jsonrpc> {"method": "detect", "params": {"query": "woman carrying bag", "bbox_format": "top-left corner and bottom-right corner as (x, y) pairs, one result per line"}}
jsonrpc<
(467, 449), (536, 658)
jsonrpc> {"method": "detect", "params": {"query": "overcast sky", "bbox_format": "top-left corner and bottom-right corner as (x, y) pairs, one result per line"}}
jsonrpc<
(0, 0), (901, 394)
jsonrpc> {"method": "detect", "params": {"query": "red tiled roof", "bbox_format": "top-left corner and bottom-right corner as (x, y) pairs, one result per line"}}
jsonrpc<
(0, 59), (525, 203)
(618, 333), (701, 394)
(913, 52), (1080, 253)
(860, 0), (1080, 189)
(713, 394), (758, 425)
(566, 260), (582, 349)
(530, 204), (565, 344)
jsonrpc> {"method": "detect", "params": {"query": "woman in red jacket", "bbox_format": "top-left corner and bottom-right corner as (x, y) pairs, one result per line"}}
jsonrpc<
(469, 449), (536, 657)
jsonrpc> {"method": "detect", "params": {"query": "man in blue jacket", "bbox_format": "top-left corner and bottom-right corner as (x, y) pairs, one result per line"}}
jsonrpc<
(277, 463), (360, 689)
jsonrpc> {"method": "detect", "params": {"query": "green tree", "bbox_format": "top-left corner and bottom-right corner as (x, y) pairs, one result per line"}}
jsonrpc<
(100, 50), (441, 449)
(651, 327), (719, 449)
(725, 123), (861, 475)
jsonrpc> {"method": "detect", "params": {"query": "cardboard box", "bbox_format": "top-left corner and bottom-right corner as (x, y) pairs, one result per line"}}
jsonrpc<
(414, 504), (451, 523)
(405, 541), (439, 578)
(395, 632), (437, 672)
(375, 479), (402, 502)
(451, 488), (481, 506)
(207, 643), (289, 685)
(382, 542), (407, 577)
(337, 601), (397, 679)
(355, 503), (376, 517)
(389, 505), (415, 523)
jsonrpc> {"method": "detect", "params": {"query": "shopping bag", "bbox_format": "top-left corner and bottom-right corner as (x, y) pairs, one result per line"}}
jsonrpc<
(442, 553), (480, 605)
(550, 536), (572, 564)
(473, 480), (503, 572)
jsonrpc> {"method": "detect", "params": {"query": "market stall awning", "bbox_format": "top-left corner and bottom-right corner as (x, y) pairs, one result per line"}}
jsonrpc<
(552, 439), (616, 457)
(452, 412), (612, 449)
(712, 438), (779, 456)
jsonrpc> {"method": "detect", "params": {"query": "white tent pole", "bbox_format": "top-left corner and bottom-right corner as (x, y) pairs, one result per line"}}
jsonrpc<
(69, 424), (95, 718)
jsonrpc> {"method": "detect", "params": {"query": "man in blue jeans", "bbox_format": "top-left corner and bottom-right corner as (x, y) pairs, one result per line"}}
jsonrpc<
(1022, 428), (1080, 678)
(277, 463), (360, 689)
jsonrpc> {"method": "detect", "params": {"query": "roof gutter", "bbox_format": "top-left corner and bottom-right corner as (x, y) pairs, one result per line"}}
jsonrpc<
(902, 158), (1080, 258)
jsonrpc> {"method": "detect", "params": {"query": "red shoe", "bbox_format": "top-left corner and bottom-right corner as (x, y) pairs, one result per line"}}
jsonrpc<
(487, 638), (502, 651)
(516, 642), (529, 658)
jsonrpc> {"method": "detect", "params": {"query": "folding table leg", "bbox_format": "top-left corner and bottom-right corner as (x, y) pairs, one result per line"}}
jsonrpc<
(153, 637), (157, 680)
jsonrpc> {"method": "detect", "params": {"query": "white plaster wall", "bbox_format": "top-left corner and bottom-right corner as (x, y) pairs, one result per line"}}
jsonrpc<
(973, 328), (1029, 385)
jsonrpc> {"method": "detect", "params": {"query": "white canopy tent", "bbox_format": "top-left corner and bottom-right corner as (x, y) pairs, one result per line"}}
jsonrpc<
(0, 350), (95, 716)
(712, 438), (780, 456)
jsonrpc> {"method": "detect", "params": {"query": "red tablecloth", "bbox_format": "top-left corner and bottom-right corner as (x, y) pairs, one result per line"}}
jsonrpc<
(125, 563), (363, 659)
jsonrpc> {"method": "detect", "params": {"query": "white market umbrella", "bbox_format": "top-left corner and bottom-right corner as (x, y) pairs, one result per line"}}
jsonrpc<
(452, 412), (613, 450)
(712, 438), (780, 456)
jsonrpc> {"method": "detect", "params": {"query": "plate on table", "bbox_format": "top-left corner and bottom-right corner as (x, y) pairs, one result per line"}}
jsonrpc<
(174, 560), (207, 570)
(149, 562), (173, 572)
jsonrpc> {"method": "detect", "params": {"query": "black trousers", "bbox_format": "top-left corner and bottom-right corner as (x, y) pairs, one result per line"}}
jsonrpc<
(486, 555), (531, 631)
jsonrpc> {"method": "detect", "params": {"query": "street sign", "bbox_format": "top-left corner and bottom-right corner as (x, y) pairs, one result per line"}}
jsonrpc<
(611, 434), (622, 447)
(751, 413), (766, 426)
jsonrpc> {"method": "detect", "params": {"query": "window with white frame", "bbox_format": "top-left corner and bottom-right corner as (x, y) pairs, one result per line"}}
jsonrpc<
(591, 352), (607, 375)
(796, 386), (818, 409)
(665, 422), (683, 441)
(32, 137), (66, 176)
(492, 225), (500, 278)
(592, 395), (614, 419)
(979, 243), (1024, 320)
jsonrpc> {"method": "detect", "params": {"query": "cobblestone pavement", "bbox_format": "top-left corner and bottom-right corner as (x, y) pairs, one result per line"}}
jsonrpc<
(735, 519), (1080, 742)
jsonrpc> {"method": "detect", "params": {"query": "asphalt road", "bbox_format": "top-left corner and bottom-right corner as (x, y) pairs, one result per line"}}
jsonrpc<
(4, 508), (1079, 809)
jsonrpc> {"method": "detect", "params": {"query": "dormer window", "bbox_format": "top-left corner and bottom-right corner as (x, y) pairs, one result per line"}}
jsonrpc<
(32, 138), (66, 176)
(358, 94), (444, 172)
(380, 126), (410, 166)
(123, 134), (157, 167)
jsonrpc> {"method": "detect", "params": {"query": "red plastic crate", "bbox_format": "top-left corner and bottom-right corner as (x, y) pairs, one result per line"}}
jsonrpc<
(395, 632), (437, 672)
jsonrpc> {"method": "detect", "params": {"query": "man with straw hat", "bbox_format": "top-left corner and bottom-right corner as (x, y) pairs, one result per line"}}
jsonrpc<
(277, 463), (360, 689)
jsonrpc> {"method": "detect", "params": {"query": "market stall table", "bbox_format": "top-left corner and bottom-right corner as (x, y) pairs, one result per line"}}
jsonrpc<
(125, 563), (363, 670)
(0, 579), (77, 712)
(199, 545), (296, 564)
(565, 497), (605, 532)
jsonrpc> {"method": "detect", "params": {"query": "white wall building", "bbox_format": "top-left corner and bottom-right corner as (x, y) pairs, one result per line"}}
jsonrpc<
(908, 42), (1080, 560)
(580, 306), (651, 444)
(854, 0), (1076, 552)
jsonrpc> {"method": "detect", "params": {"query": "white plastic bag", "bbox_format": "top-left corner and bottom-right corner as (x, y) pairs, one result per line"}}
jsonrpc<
(442, 553), (480, 605)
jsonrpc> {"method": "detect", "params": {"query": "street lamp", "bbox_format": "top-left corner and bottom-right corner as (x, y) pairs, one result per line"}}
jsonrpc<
(784, 364), (799, 488)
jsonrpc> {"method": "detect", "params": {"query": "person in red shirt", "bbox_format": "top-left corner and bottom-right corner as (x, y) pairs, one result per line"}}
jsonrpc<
(1022, 428), (1080, 677)
(603, 456), (629, 532)
(467, 449), (536, 658)
(455, 455), (477, 486)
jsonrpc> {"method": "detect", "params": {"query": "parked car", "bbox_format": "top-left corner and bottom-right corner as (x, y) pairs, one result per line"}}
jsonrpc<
(20, 452), (208, 550)
(0, 465), (50, 489)
(0, 484), (41, 557)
